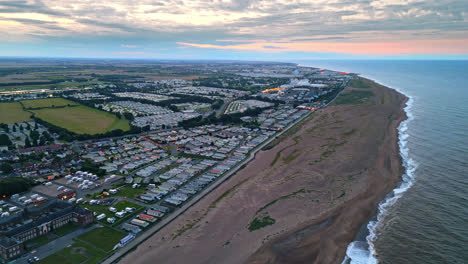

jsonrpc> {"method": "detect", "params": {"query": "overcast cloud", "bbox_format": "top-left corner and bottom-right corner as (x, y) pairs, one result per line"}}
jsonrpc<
(0, 0), (467, 58)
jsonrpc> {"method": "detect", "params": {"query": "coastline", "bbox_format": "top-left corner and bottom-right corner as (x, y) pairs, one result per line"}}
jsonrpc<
(118, 77), (408, 264)
(342, 78), (414, 264)
(249, 79), (409, 264)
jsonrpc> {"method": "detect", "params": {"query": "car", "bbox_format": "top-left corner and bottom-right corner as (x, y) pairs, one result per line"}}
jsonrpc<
(27, 258), (34, 263)
(34, 256), (40, 261)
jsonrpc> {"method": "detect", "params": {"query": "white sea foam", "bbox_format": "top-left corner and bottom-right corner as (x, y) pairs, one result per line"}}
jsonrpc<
(294, 63), (418, 264)
(341, 77), (417, 264)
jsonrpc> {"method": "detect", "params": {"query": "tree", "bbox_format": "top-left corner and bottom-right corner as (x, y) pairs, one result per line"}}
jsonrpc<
(12, 125), (16, 132)
(30, 130), (40, 145)
(123, 112), (134, 121)
(34, 122), (39, 130)
(24, 137), (32, 148)
(0, 123), (9, 133)
(0, 163), (14, 174)
(0, 134), (12, 146)
(0, 177), (34, 196)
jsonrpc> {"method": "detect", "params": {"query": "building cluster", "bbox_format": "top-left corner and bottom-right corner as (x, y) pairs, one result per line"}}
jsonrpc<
(0, 200), (93, 261)
(0, 63), (354, 262)
(98, 101), (172, 116)
(68, 92), (111, 100)
(112, 92), (174, 102)
(224, 99), (273, 114)
(159, 86), (248, 99)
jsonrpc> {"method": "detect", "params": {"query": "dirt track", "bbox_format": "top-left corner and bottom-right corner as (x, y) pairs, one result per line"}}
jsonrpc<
(119, 78), (408, 264)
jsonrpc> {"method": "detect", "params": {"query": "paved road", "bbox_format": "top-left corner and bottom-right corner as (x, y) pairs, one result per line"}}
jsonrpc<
(102, 110), (312, 264)
(215, 99), (233, 118)
(15, 224), (98, 264)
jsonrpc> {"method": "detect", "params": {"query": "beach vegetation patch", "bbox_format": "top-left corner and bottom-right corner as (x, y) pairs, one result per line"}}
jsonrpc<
(333, 90), (374, 105)
(248, 215), (276, 231)
(350, 78), (372, 89)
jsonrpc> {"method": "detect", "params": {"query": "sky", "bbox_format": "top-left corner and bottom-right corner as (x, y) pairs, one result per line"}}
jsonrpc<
(0, 0), (467, 60)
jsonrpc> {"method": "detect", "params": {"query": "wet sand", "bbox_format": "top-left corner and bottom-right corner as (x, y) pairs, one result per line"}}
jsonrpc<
(119, 78), (408, 264)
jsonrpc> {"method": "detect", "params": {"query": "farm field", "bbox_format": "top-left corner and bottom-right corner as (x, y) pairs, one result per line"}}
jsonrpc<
(0, 81), (102, 92)
(32, 105), (130, 134)
(21, 98), (79, 109)
(0, 102), (31, 124)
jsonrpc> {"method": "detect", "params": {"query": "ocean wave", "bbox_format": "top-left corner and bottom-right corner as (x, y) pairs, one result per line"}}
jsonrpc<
(342, 79), (417, 264)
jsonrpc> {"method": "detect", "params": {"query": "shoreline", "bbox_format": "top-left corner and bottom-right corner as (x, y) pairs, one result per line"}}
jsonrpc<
(249, 78), (409, 264)
(342, 79), (414, 263)
(118, 77), (408, 264)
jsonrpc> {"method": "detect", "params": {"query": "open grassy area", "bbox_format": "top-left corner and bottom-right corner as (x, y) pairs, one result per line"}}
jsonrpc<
(37, 240), (109, 264)
(21, 98), (79, 109)
(37, 252), (73, 264)
(350, 77), (372, 89)
(84, 199), (143, 227)
(26, 234), (51, 249)
(53, 223), (81, 237)
(32, 105), (130, 134)
(0, 81), (102, 92)
(76, 226), (125, 252)
(112, 185), (147, 199)
(333, 90), (374, 105)
(0, 102), (31, 124)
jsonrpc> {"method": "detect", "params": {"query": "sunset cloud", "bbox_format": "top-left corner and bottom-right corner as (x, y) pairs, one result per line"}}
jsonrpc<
(178, 39), (468, 55)
(121, 44), (138, 48)
(0, 0), (467, 58)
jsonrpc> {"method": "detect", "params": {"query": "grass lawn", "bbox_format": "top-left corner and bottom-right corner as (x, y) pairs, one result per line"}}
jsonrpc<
(112, 200), (144, 226)
(333, 90), (375, 105)
(0, 81), (102, 92)
(82, 203), (111, 217)
(58, 245), (90, 263)
(111, 185), (146, 199)
(36, 252), (73, 264)
(113, 200), (142, 211)
(26, 234), (51, 249)
(32, 105), (130, 134)
(21, 98), (79, 109)
(37, 239), (109, 264)
(83, 199), (143, 227)
(0, 102), (31, 124)
(75, 226), (125, 252)
(53, 223), (81, 237)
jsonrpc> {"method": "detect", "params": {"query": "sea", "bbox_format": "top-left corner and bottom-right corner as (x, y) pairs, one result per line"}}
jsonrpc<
(296, 60), (468, 264)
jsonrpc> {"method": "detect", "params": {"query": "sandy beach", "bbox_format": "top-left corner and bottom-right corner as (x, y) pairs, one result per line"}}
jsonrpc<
(118, 78), (408, 264)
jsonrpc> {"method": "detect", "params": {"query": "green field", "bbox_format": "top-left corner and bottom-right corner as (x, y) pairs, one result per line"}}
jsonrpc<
(22, 98), (79, 109)
(0, 81), (103, 92)
(76, 226), (126, 252)
(32, 105), (130, 134)
(112, 185), (147, 199)
(349, 78), (372, 89)
(0, 102), (31, 124)
(37, 240), (109, 264)
(333, 90), (375, 105)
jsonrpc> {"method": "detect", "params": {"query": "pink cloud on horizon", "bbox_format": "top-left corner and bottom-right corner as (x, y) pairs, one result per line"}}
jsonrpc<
(121, 44), (138, 48)
(112, 51), (153, 55)
(177, 39), (468, 55)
